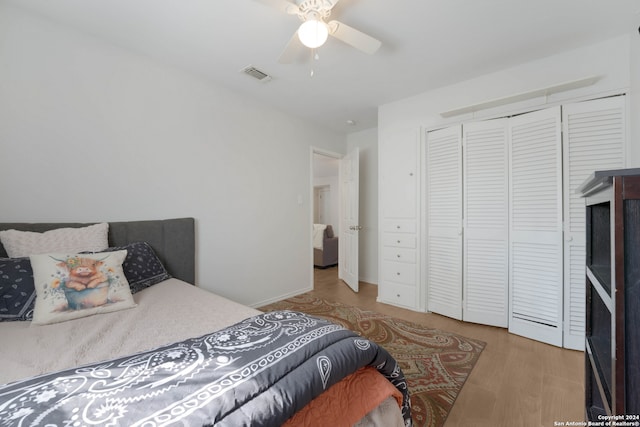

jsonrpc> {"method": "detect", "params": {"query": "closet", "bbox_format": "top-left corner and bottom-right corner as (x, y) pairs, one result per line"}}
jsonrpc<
(379, 95), (626, 349)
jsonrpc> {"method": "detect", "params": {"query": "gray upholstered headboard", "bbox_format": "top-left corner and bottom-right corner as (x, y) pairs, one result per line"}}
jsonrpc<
(0, 218), (195, 284)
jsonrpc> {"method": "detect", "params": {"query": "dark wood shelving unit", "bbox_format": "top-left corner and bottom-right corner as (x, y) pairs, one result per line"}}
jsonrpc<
(579, 168), (640, 419)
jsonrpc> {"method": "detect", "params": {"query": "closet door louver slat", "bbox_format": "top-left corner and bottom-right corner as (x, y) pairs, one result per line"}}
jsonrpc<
(463, 120), (509, 327)
(562, 96), (626, 350)
(508, 106), (563, 347)
(426, 126), (463, 319)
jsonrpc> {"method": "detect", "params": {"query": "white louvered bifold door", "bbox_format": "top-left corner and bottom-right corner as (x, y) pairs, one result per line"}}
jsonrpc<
(562, 96), (626, 350)
(426, 126), (463, 319)
(463, 119), (509, 327)
(508, 106), (563, 347)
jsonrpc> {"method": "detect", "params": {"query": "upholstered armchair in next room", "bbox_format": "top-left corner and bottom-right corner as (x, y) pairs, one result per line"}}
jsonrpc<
(313, 224), (338, 268)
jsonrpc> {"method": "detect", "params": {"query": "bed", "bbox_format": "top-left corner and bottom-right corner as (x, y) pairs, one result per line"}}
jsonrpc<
(0, 218), (411, 426)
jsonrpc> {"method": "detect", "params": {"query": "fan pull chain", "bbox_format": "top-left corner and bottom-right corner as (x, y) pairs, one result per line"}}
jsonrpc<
(310, 49), (320, 78)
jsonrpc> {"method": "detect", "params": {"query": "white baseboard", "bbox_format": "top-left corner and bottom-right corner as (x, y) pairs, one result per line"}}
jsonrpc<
(359, 277), (378, 286)
(249, 286), (313, 309)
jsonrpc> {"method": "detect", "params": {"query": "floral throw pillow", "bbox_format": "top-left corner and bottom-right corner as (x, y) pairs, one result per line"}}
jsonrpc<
(29, 250), (136, 325)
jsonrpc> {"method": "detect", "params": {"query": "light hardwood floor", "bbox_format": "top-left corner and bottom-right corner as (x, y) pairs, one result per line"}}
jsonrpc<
(311, 267), (584, 427)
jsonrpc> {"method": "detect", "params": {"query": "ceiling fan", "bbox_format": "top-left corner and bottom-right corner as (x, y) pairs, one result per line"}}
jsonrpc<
(254, 0), (382, 63)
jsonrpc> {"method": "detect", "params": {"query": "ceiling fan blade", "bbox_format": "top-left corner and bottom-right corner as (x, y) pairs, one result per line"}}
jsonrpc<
(278, 32), (306, 64)
(253, 0), (299, 15)
(328, 20), (381, 54)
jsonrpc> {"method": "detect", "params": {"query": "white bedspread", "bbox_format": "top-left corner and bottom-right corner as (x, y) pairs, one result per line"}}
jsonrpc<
(0, 278), (259, 385)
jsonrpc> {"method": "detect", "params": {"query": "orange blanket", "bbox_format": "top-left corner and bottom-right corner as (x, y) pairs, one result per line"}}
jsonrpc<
(283, 366), (403, 426)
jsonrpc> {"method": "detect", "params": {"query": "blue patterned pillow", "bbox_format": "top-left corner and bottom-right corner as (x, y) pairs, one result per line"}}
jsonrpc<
(94, 242), (171, 294)
(0, 257), (36, 321)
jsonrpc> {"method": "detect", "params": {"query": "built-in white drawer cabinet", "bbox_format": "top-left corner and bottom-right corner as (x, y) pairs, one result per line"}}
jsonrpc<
(378, 128), (421, 310)
(380, 221), (419, 308)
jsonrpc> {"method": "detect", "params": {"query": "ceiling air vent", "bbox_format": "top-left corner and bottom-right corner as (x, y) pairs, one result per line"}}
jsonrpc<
(241, 65), (272, 83)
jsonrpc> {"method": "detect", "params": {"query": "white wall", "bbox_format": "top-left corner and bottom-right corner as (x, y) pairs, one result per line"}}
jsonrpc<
(0, 3), (346, 307)
(380, 35), (634, 158)
(347, 127), (378, 285)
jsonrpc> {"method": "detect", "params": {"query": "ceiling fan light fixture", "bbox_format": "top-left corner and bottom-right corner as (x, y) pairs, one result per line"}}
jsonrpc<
(298, 19), (329, 48)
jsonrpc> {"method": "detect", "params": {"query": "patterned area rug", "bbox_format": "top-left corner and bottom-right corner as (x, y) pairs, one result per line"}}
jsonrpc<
(260, 294), (485, 427)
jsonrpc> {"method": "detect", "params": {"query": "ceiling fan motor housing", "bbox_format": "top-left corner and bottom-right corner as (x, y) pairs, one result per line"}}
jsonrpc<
(297, 0), (334, 21)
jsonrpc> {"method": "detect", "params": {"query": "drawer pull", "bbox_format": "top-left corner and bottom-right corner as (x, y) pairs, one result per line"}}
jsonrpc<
(397, 240), (401, 244)
(396, 272), (401, 276)
(396, 225), (401, 229)
(397, 254), (401, 258)
(396, 294), (401, 298)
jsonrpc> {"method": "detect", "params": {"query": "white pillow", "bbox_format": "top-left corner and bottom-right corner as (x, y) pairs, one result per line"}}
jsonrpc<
(29, 250), (135, 325)
(0, 223), (109, 258)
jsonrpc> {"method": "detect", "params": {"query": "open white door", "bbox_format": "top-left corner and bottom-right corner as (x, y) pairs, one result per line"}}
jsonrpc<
(339, 147), (359, 292)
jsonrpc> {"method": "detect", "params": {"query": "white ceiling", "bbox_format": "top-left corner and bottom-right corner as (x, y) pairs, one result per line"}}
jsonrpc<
(7, 0), (639, 133)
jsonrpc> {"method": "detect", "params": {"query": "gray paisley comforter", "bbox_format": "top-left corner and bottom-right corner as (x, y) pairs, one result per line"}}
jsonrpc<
(0, 310), (411, 426)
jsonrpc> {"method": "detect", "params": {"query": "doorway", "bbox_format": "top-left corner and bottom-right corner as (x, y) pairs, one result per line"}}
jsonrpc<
(312, 151), (340, 288)
(311, 147), (360, 292)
